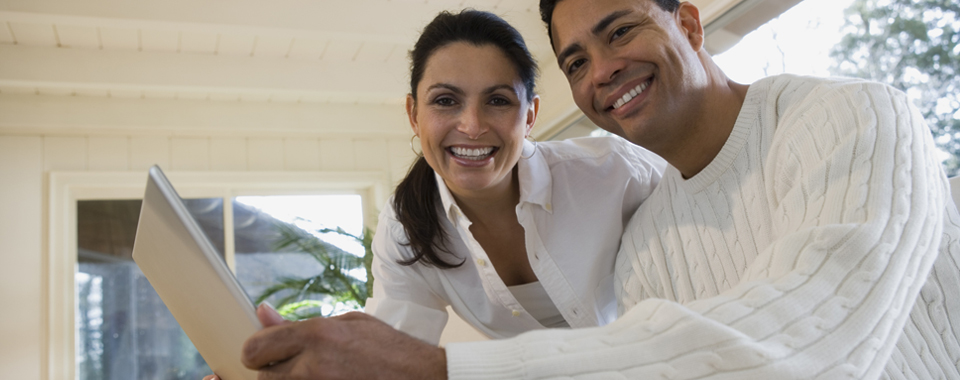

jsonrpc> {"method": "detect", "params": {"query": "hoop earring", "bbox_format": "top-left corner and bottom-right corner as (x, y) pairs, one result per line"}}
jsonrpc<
(410, 134), (423, 156)
(520, 135), (538, 159)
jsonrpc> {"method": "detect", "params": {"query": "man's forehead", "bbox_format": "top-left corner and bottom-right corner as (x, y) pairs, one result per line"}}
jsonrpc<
(551, 0), (649, 54)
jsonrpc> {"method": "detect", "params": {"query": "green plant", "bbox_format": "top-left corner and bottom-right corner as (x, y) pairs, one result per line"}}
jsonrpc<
(255, 222), (374, 320)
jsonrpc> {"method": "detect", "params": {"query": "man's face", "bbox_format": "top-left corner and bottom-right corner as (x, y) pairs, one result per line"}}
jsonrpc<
(551, 0), (706, 154)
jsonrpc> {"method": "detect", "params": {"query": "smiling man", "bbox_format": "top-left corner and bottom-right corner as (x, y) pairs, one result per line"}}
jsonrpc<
(225, 0), (960, 379)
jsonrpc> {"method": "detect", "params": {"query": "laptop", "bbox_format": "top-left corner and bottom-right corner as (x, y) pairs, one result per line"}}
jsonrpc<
(132, 165), (260, 380)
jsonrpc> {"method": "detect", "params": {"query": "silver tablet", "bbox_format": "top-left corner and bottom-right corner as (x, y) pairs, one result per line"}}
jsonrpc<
(132, 166), (260, 380)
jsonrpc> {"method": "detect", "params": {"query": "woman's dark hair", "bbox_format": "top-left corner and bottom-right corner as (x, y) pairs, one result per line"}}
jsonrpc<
(394, 9), (539, 268)
(539, 0), (681, 49)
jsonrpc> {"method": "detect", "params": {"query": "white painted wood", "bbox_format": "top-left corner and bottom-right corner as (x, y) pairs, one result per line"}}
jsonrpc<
(43, 136), (87, 171)
(253, 35), (292, 58)
(99, 26), (138, 51)
(54, 24), (99, 49)
(217, 33), (256, 56)
(247, 137), (284, 170)
(354, 41), (397, 63)
(140, 28), (178, 52)
(87, 136), (129, 170)
(0, 21), (15, 44)
(210, 137), (247, 171)
(180, 30), (217, 54)
(0, 136), (43, 380)
(387, 138), (416, 186)
(129, 135), (169, 170)
(353, 138), (388, 171)
(0, 94), (408, 137)
(283, 137), (321, 171)
(320, 138), (355, 170)
(322, 39), (362, 62)
(0, 44), (408, 99)
(170, 136), (210, 170)
(287, 38), (326, 60)
(8, 21), (57, 46)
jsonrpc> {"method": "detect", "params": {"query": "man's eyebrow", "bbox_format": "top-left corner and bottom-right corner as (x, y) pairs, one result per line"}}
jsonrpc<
(593, 10), (632, 35)
(555, 9), (632, 67)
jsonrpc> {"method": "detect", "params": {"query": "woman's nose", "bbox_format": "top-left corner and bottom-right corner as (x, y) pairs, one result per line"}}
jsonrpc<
(456, 104), (487, 139)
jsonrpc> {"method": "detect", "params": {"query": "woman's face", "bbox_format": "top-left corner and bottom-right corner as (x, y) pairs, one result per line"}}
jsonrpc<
(407, 42), (539, 198)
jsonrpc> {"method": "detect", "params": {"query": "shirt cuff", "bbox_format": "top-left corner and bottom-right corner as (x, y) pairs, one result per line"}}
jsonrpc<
(446, 339), (526, 380)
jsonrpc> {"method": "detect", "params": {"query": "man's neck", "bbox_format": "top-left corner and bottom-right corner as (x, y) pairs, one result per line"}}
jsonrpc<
(671, 59), (749, 179)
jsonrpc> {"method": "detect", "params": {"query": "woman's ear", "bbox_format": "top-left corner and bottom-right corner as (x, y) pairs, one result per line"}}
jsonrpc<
(405, 94), (419, 136)
(525, 95), (541, 137)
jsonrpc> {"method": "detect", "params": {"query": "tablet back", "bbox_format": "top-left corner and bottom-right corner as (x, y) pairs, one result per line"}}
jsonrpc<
(132, 166), (260, 380)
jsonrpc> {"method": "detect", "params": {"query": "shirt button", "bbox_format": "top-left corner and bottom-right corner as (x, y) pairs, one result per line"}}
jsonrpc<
(545, 203), (552, 212)
(476, 258), (485, 266)
(512, 310), (521, 317)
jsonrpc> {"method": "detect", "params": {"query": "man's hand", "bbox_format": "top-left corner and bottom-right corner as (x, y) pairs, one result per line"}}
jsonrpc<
(241, 306), (447, 380)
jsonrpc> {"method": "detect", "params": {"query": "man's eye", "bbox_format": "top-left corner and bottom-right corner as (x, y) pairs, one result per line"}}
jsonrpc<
(612, 26), (631, 41)
(567, 58), (586, 74)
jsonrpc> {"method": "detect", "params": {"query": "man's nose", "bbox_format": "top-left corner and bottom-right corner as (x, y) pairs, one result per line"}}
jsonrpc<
(591, 52), (627, 88)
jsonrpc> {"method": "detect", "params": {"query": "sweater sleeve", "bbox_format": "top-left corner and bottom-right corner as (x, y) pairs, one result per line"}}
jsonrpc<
(366, 205), (449, 346)
(445, 81), (949, 379)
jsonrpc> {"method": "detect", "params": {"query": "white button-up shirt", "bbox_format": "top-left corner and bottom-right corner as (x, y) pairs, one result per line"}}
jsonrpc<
(367, 136), (665, 344)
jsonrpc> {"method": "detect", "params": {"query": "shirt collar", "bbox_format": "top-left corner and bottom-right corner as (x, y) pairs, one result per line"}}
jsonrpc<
(517, 139), (553, 213)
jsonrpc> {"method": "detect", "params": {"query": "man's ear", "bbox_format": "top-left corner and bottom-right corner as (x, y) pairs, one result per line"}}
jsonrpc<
(677, 2), (704, 51)
(405, 94), (419, 136)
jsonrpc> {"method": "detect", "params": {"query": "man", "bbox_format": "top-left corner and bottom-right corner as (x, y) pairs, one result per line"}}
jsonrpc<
(227, 0), (960, 378)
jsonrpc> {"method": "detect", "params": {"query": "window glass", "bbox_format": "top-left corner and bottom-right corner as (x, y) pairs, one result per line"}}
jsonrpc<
(233, 195), (367, 319)
(76, 199), (222, 380)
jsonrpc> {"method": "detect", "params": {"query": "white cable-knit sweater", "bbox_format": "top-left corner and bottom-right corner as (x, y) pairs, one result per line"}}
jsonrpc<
(445, 75), (960, 379)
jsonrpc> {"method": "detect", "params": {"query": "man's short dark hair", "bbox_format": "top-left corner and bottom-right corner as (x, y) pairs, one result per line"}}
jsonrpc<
(539, 0), (681, 49)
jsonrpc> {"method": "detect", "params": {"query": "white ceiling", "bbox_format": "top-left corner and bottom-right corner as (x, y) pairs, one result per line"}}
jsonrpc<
(0, 0), (788, 138)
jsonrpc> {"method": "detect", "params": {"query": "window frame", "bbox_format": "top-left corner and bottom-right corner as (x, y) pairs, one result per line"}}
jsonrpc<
(46, 170), (388, 380)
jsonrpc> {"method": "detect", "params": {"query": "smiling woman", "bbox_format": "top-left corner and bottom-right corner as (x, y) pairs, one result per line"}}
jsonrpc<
(365, 9), (666, 345)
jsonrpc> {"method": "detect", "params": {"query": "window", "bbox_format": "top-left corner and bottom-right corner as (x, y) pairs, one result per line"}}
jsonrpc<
(66, 172), (378, 380)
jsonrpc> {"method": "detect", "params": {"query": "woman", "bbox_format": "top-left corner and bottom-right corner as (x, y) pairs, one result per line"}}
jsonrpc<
(367, 9), (665, 345)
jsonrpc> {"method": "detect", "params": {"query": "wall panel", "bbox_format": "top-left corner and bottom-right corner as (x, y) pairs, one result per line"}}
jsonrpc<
(320, 138), (355, 170)
(87, 136), (130, 171)
(130, 136), (170, 170)
(283, 138), (321, 171)
(43, 136), (87, 171)
(0, 136), (44, 380)
(170, 137), (210, 171)
(210, 137), (248, 171)
(247, 138), (284, 171)
(353, 138), (388, 172)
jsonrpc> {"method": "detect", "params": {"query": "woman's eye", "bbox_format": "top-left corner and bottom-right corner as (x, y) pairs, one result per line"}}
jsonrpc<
(489, 97), (511, 106)
(434, 97), (456, 106)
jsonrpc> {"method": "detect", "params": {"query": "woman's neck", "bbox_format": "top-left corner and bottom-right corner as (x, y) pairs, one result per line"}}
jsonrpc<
(448, 168), (521, 226)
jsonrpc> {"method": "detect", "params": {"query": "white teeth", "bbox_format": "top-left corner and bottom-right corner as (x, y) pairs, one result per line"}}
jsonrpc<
(451, 146), (495, 160)
(612, 80), (650, 110)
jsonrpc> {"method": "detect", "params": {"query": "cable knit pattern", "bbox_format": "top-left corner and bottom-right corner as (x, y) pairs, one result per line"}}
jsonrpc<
(445, 75), (960, 379)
